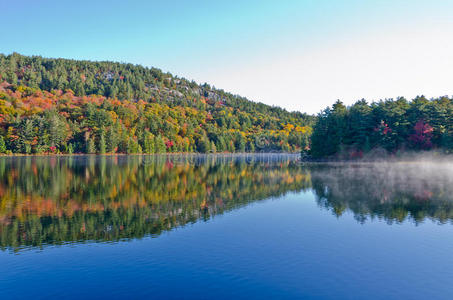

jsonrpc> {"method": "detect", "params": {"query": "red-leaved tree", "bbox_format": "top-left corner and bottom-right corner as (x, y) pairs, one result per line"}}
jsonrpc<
(409, 120), (433, 150)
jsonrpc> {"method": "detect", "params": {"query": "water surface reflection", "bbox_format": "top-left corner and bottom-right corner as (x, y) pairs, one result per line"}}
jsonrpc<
(1, 156), (452, 251)
(0, 155), (310, 251)
(311, 162), (453, 224)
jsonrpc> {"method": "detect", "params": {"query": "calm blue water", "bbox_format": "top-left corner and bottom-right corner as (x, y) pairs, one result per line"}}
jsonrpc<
(0, 156), (452, 299)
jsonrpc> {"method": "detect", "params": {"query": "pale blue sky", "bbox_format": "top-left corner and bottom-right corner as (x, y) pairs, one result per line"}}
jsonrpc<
(1, 0), (453, 113)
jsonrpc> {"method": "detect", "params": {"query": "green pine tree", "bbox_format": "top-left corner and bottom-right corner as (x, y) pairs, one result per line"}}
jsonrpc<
(210, 141), (217, 153)
(0, 136), (6, 153)
(87, 138), (96, 154)
(98, 133), (106, 154)
(143, 132), (155, 153)
(155, 135), (166, 153)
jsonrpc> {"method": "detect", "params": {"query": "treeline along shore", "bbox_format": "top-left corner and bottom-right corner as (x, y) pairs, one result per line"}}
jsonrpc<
(309, 97), (453, 159)
(0, 53), (451, 158)
(0, 53), (313, 155)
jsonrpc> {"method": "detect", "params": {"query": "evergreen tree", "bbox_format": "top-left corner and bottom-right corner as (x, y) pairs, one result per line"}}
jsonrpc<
(155, 135), (166, 153)
(235, 133), (246, 153)
(143, 132), (155, 153)
(87, 137), (96, 154)
(127, 137), (142, 154)
(0, 136), (6, 153)
(106, 126), (119, 153)
(210, 141), (217, 153)
(67, 143), (74, 154)
(196, 135), (210, 153)
(98, 133), (106, 154)
(247, 140), (255, 152)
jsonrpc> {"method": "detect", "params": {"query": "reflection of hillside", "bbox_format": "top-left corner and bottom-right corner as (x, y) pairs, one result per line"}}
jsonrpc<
(3, 157), (451, 251)
(0, 155), (311, 251)
(311, 163), (453, 224)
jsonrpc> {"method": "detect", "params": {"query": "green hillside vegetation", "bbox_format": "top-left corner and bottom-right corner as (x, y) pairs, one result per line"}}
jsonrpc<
(0, 53), (314, 154)
(310, 98), (453, 158)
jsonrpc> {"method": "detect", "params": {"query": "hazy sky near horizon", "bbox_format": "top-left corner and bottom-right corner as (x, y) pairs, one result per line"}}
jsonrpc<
(1, 0), (453, 114)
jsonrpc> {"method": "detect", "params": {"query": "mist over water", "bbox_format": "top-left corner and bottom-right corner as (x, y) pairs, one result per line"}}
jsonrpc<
(311, 160), (453, 224)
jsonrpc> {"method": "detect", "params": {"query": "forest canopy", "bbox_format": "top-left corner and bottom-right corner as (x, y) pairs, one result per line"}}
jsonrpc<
(310, 97), (453, 158)
(0, 53), (314, 154)
(0, 53), (451, 157)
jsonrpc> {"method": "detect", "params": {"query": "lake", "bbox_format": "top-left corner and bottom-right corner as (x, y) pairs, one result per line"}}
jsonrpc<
(1, 154), (453, 299)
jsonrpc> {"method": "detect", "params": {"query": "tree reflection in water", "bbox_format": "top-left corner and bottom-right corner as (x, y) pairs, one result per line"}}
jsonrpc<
(311, 162), (453, 224)
(1, 156), (452, 252)
(0, 154), (310, 251)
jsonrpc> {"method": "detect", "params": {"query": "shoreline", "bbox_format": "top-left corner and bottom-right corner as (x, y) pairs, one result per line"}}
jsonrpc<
(0, 152), (301, 157)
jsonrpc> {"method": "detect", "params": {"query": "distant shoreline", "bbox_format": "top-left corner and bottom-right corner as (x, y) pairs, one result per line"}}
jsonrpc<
(0, 152), (301, 157)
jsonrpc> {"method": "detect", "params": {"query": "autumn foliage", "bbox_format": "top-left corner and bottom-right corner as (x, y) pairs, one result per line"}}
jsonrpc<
(0, 53), (314, 154)
(310, 97), (453, 158)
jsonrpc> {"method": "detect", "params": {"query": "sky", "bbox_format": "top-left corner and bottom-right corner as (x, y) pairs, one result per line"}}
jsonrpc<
(1, 0), (453, 114)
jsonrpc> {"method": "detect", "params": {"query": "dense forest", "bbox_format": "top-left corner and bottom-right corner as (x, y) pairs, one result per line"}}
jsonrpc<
(310, 97), (453, 158)
(0, 53), (313, 154)
(1, 53), (451, 158)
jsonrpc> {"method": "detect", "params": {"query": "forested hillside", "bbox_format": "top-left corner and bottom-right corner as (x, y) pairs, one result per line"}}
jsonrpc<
(310, 97), (453, 158)
(0, 53), (313, 154)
